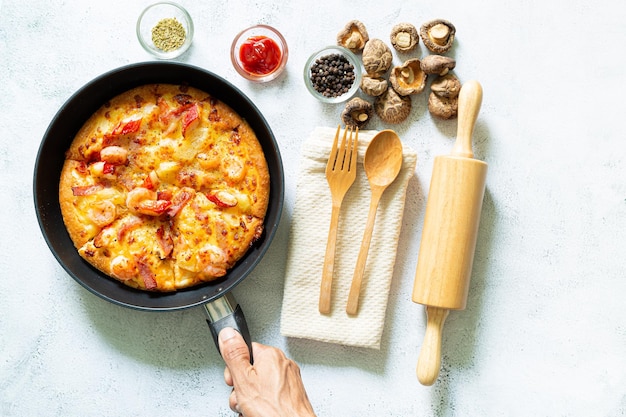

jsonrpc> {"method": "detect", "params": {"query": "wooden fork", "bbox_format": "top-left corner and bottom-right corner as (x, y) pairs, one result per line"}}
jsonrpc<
(319, 125), (359, 314)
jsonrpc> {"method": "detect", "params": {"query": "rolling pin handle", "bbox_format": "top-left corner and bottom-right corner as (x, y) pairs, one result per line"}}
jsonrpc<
(451, 80), (483, 159)
(417, 306), (449, 386)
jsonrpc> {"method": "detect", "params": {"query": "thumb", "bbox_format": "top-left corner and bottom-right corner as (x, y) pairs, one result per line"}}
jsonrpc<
(218, 327), (251, 376)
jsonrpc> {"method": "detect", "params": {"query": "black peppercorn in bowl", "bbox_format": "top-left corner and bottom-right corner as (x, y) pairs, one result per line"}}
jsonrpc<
(137, 2), (194, 59)
(304, 46), (362, 104)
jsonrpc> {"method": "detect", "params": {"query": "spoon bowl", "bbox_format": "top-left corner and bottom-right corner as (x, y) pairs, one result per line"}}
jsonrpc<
(346, 129), (403, 315)
(363, 130), (404, 187)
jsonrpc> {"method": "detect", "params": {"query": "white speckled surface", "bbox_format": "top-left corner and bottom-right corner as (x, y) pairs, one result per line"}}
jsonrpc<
(1, 0), (625, 416)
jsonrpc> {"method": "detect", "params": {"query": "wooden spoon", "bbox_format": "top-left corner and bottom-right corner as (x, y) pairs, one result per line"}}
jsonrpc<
(346, 130), (403, 315)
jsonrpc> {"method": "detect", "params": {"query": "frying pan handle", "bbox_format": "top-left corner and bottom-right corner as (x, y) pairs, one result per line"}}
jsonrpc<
(203, 293), (254, 364)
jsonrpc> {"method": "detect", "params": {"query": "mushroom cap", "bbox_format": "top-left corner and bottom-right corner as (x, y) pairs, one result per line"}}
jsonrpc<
(390, 23), (419, 52)
(360, 75), (388, 96)
(337, 20), (369, 53)
(375, 87), (412, 124)
(389, 58), (427, 96)
(420, 19), (456, 54)
(430, 74), (461, 98)
(362, 39), (393, 77)
(420, 54), (456, 75)
(428, 92), (458, 119)
(341, 97), (374, 128)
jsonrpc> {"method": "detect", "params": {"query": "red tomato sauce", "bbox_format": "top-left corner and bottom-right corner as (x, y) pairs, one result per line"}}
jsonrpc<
(239, 36), (282, 75)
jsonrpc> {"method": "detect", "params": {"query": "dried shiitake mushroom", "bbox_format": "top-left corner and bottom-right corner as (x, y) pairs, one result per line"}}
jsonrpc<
(341, 97), (373, 128)
(360, 75), (388, 96)
(337, 20), (369, 53)
(420, 55), (456, 76)
(428, 93), (458, 120)
(420, 19), (456, 54)
(389, 58), (427, 96)
(390, 23), (419, 52)
(375, 87), (412, 124)
(362, 39), (393, 78)
(428, 74), (461, 119)
(430, 74), (461, 98)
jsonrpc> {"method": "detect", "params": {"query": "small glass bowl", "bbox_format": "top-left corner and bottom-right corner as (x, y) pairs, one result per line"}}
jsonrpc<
(303, 46), (362, 104)
(231, 25), (288, 83)
(137, 2), (194, 59)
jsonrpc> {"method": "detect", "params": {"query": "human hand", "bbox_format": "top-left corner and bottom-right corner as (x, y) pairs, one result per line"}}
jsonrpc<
(218, 327), (317, 417)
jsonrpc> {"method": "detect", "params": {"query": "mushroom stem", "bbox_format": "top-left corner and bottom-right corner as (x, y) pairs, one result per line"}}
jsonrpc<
(395, 32), (412, 48)
(354, 112), (369, 122)
(430, 24), (450, 45)
(401, 68), (415, 84)
(346, 32), (361, 49)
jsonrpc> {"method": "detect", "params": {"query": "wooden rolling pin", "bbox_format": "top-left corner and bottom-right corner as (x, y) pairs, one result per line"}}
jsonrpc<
(412, 80), (487, 386)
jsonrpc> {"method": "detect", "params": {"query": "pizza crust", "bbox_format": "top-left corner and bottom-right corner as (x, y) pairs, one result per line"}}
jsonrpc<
(59, 84), (270, 291)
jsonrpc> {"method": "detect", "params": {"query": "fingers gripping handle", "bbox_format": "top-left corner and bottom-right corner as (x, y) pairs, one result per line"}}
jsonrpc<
(204, 293), (254, 364)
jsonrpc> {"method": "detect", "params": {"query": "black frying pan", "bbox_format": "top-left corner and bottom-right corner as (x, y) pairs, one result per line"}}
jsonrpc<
(33, 62), (284, 360)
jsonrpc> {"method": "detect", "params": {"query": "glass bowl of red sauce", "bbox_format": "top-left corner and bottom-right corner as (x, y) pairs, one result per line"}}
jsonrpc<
(231, 25), (288, 83)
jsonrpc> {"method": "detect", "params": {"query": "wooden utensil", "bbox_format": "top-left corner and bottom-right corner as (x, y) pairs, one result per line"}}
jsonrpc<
(412, 80), (487, 385)
(346, 130), (403, 316)
(319, 125), (359, 314)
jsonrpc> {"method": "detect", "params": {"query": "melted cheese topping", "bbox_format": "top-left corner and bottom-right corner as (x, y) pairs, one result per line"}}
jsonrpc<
(59, 84), (270, 291)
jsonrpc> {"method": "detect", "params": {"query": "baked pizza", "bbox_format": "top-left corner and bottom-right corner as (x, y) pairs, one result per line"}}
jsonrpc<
(59, 84), (270, 291)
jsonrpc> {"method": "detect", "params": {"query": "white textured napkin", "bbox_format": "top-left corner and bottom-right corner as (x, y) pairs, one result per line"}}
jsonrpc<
(280, 126), (417, 349)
